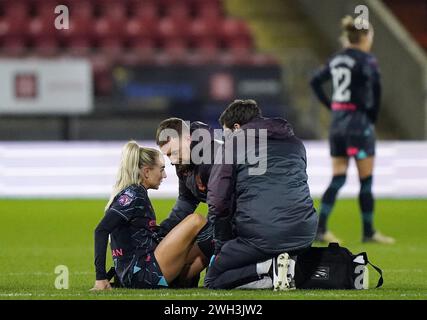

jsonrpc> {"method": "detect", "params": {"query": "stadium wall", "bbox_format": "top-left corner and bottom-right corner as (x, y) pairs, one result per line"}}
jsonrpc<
(296, 0), (427, 139)
(1, 141), (426, 199)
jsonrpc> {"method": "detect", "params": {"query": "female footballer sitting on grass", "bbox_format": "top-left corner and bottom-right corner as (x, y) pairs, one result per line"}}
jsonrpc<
(91, 141), (207, 290)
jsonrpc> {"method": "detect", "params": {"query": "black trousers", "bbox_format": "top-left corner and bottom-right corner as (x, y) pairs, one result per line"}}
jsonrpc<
(204, 237), (310, 289)
(204, 238), (273, 289)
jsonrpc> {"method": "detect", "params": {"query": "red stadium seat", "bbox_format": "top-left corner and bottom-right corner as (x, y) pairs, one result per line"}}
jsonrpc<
(3, 1), (29, 20)
(35, 0), (61, 20)
(64, 37), (93, 56)
(189, 18), (221, 53)
(67, 1), (94, 20)
(194, 0), (223, 20)
(187, 45), (220, 65)
(227, 36), (253, 52)
(1, 36), (27, 56)
(158, 0), (193, 10)
(163, 37), (188, 59)
(98, 1), (128, 22)
(165, 2), (191, 20)
(127, 37), (156, 56)
(0, 17), (28, 38)
(130, 0), (159, 27)
(61, 16), (93, 40)
(96, 37), (124, 58)
(125, 18), (157, 43)
(220, 19), (253, 51)
(93, 17), (124, 40)
(189, 18), (220, 42)
(158, 17), (190, 44)
(28, 16), (58, 56)
(220, 19), (252, 42)
(32, 37), (60, 56)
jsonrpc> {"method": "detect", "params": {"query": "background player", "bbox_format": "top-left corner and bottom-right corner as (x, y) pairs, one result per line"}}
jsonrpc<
(310, 15), (395, 244)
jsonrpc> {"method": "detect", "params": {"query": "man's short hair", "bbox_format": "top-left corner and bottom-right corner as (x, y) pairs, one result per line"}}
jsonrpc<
(219, 99), (262, 128)
(155, 117), (189, 147)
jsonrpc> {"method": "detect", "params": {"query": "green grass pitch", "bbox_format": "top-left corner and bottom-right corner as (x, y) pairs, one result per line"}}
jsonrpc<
(0, 198), (426, 300)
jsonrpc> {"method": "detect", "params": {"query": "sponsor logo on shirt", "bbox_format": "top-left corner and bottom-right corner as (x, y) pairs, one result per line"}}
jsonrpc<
(118, 194), (132, 206)
(112, 248), (123, 257)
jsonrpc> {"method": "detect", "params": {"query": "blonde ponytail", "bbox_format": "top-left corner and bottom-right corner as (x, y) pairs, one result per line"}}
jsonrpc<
(340, 15), (371, 45)
(105, 141), (159, 211)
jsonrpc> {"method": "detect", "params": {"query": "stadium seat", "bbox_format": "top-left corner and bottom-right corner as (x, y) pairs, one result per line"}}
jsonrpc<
(0, 16), (28, 38)
(227, 36), (253, 52)
(125, 18), (157, 43)
(194, 0), (223, 20)
(220, 18), (253, 49)
(130, 0), (159, 29)
(187, 45), (220, 65)
(1, 36), (27, 56)
(61, 16), (93, 40)
(3, 1), (29, 20)
(32, 37), (60, 56)
(96, 37), (124, 58)
(94, 17), (124, 39)
(164, 2), (191, 20)
(163, 37), (188, 54)
(189, 18), (220, 47)
(67, 0), (94, 20)
(98, 1), (128, 22)
(64, 37), (93, 56)
(35, 0), (61, 20)
(158, 17), (190, 46)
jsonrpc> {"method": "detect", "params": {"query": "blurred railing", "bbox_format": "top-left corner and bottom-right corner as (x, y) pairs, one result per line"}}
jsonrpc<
(1, 141), (427, 199)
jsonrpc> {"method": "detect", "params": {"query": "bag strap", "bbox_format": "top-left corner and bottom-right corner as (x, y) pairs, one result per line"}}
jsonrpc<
(328, 242), (340, 248)
(360, 252), (383, 288)
(368, 261), (384, 288)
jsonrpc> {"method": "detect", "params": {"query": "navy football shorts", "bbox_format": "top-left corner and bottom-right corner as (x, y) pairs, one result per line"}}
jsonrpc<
(329, 128), (376, 160)
(126, 253), (169, 289)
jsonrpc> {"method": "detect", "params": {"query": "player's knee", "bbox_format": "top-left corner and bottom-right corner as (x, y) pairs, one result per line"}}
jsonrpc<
(187, 213), (206, 230)
(360, 175), (373, 194)
(330, 174), (347, 190)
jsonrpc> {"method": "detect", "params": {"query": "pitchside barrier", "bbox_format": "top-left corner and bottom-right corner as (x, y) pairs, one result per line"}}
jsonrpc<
(0, 141), (426, 198)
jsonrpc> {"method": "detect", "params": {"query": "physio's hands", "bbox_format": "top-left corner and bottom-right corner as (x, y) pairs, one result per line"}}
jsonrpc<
(90, 280), (112, 291)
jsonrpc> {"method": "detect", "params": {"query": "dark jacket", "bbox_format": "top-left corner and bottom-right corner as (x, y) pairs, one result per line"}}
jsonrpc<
(207, 117), (318, 253)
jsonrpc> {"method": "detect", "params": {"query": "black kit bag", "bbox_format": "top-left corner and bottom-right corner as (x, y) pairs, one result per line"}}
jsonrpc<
(294, 242), (383, 289)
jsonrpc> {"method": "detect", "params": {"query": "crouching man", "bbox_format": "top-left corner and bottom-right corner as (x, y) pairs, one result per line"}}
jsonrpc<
(204, 100), (318, 290)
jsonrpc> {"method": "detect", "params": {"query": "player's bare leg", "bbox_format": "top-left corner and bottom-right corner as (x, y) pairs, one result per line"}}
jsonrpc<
(154, 213), (207, 283)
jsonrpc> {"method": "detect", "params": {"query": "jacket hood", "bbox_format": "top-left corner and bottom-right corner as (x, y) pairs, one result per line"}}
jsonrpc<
(241, 117), (294, 140)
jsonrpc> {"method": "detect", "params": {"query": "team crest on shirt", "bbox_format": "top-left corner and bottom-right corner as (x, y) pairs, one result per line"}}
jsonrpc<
(118, 194), (132, 206)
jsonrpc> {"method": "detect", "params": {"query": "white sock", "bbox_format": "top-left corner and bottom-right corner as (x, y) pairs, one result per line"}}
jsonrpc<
(235, 276), (273, 289)
(288, 257), (296, 278)
(256, 259), (273, 276)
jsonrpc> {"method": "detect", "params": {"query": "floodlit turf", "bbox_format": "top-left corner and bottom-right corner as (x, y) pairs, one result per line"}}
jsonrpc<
(0, 198), (426, 300)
